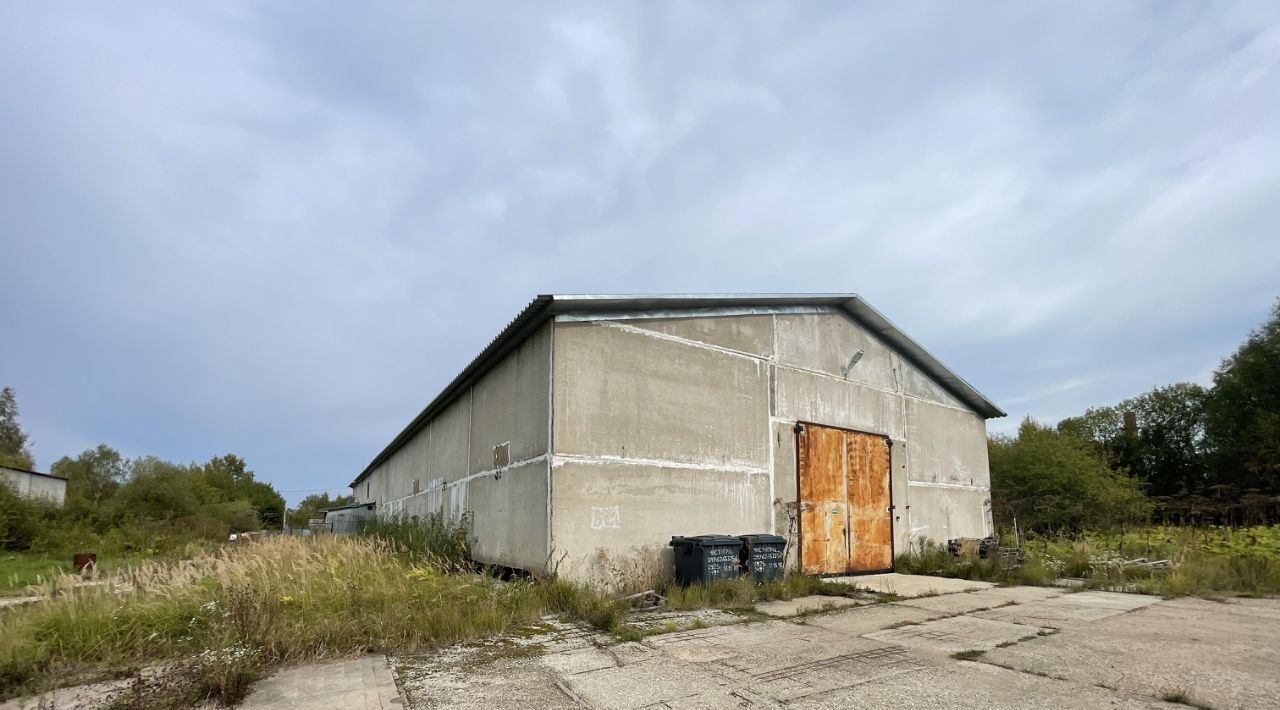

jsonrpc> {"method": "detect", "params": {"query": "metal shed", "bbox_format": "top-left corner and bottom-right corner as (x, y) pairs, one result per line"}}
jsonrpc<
(352, 294), (1003, 583)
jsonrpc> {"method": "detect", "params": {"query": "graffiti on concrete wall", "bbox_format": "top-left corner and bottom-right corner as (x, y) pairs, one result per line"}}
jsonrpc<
(591, 505), (621, 529)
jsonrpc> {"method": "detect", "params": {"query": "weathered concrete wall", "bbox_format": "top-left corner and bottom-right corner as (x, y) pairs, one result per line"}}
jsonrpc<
(550, 310), (993, 580)
(356, 323), (552, 571)
(550, 320), (771, 583)
(0, 467), (66, 505)
(771, 313), (993, 562)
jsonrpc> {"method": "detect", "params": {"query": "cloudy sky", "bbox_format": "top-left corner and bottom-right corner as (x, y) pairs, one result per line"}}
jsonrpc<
(2, 3), (1278, 504)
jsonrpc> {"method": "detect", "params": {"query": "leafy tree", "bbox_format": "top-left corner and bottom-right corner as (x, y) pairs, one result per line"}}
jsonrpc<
(0, 387), (35, 470)
(1058, 383), (1208, 496)
(114, 456), (201, 521)
(194, 454), (285, 529)
(287, 492), (353, 528)
(52, 444), (128, 504)
(1204, 299), (1280, 495)
(990, 418), (1151, 533)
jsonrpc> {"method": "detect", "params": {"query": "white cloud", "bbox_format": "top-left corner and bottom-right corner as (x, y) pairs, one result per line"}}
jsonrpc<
(1, 2), (1278, 501)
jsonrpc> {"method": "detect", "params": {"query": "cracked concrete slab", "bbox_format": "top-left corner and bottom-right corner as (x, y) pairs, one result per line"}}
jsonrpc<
(557, 652), (740, 710)
(832, 573), (995, 597)
(976, 589), (1163, 627)
(791, 655), (1171, 709)
(964, 586), (1066, 604)
(897, 591), (1021, 615)
(240, 655), (399, 710)
(1051, 590), (1163, 611)
(975, 599), (1131, 625)
(863, 615), (1049, 655)
(383, 585), (1278, 710)
(983, 596), (1280, 710)
(756, 594), (866, 617)
(804, 602), (947, 635)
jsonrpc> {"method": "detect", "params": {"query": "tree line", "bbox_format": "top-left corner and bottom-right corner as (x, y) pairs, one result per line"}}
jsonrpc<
(992, 299), (1280, 533)
(0, 388), (286, 552)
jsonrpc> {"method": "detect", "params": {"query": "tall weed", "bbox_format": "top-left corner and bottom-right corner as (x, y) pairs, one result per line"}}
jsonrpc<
(360, 510), (472, 567)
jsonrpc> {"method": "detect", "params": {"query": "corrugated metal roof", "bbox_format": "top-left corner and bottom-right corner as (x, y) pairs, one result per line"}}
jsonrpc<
(350, 294), (1005, 487)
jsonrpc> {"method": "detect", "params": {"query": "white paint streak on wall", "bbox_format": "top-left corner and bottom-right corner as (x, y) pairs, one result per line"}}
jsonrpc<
(552, 453), (768, 475)
(907, 481), (988, 491)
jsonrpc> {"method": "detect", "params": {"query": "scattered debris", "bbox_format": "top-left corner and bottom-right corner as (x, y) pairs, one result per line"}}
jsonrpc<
(1122, 558), (1173, 570)
(948, 537), (1023, 571)
(625, 589), (666, 610)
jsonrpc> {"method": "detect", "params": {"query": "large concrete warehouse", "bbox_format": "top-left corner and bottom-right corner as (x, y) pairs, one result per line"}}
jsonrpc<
(351, 294), (1004, 583)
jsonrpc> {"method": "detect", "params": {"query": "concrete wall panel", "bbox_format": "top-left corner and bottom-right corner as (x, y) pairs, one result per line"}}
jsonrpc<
(550, 459), (770, 584)
(553, 322), (769, 469)
(467, 460), (549, 570)
(772, 366), (905, 440)
(899, 355), (966, 409)
(903, 398), (990, 487)
(427, 395), (471, 485)
(469, 324), (551, 474)
(771, 420), (801, 570)
(774, 314), (898, 392)
(902, 485), (992, 544)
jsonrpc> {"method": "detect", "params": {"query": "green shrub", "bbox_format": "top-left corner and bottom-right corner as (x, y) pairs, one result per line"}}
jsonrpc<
(899, 526), (1280, 598)
(0, 481), (55, 551)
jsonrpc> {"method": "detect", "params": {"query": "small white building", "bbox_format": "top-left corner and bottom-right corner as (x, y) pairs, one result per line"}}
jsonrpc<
(1, 465), (67, 506)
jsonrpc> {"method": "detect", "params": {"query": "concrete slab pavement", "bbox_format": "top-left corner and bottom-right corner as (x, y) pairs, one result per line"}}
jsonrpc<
(833, 572), (996, 597)
(864, 615), (1051, 655)
(239, 655), (399, 710)
(396, 584), (1278, 710)
(7, 583), (1271, 709)
(756, 594), (866, 616)
(983, 595), (1280, 710)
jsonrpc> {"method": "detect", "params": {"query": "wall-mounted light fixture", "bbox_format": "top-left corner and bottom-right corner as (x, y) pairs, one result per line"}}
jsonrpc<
(841, 349), (865, 379)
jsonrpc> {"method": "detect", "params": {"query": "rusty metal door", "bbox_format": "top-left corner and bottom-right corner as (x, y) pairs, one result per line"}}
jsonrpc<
(797, 424), (892, 575)
(846, 431), (893, 572)
(797, 424), (849, 575)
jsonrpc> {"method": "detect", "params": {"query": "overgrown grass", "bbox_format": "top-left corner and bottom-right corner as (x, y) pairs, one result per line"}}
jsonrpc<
(359, 510), (472, 567)
(0, 551), (170, 596)
(0, 553), (72, 595)
(0, 536), (618, 705)
(894, 526), (1280, 598)
(662, 573), (872, 611)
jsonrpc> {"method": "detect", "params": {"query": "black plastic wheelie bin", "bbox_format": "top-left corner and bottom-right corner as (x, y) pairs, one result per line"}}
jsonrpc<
(738, 534), (786, 582)
(670, 535), (743, 586)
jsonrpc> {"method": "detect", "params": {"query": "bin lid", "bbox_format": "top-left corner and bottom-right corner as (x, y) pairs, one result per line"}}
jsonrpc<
(670, 534), (743, 547)
(737, 534), (787, 545)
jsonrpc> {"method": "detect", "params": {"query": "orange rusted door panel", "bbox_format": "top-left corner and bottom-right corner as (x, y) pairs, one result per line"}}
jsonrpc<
(798, 424), (850, 575)
(846, 431), (893, 572)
